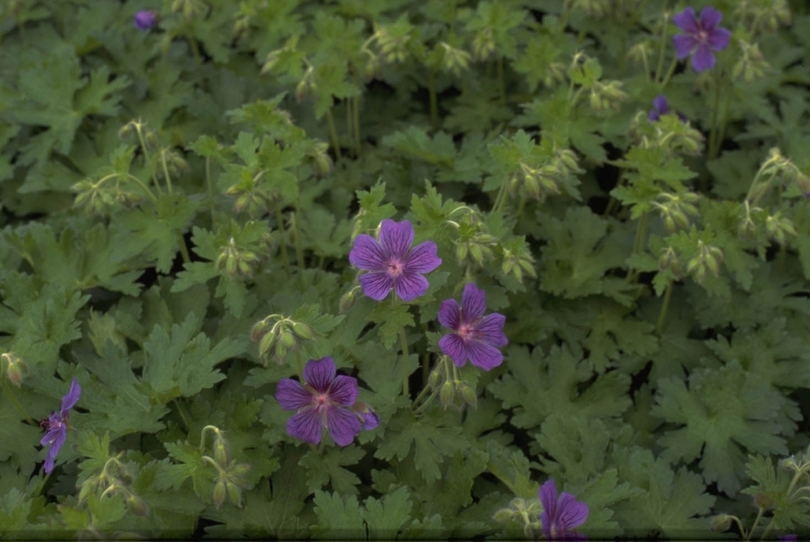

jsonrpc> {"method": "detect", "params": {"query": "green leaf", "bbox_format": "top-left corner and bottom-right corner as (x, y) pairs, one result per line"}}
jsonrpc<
(368, 302), (414, 349)
(155, 441), (215, 500)
(311, 491), (366, 539)
(299, 446), (365, 495)
(612, 447), (715, 538)
(483, 440), (537, 500)
(488, 345), (631, 430)
(652, 361), (789, 495)
(382, 127), (456, 167)
(362, 486), (413, 540)
(374, 411), (467, 483)
(354, 181), (397, 233)
(142, 314), (245, 402)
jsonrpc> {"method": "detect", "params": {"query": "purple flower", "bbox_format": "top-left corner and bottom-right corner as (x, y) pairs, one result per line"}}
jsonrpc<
(275, 357), (376, 446)
(672, 6), (731, 72)
(40, 378), (81, 474)
(648, 95), (688, 123)
(779, 536), (797, 542)
(438, 283), (507, 371)
(133, 10), (159, 31)
(539, 480), (589, 540)
(349, 219), (442, 302)
(648, 95), (671, 121)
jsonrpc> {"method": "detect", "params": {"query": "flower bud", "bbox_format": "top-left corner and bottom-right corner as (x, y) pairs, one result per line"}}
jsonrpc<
(258, 328), (277, 357)
(292, 322), (314, 340)
(753, 493), (774, 510)
(274, 342), (287, 361)
(428, 369), (442, 389)
(126, 494), (149, 517)
(214, 435), (229, 467)
(280, 331), (296, 348)
(226, 481), (243, 508)
(459, 383), (477, 408)
(710, 514), (732, 532)
(213, 481), (226, 509)
(339, 290), (357, 313)
(230, 462), (251, 477)
(439, 381), (455, 409)
(5, 357), (26, 388)
(493, 507), (515, 524)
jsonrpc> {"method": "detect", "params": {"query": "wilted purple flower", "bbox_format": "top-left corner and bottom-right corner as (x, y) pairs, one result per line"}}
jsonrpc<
(275, 357), (376, 446)
(133, 10), (159, 31)
(349, 219), (442, 302)
(40, 378), (81, 474)
(438, 283), (507, 371)
(539, 480), (589, 540)
(672, 6), (731, 72)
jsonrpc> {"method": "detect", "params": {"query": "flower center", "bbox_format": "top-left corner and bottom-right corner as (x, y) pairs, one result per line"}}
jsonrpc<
(457, 323), (475, 341)
(698, 28), (709, 42)
(315, 393), (330, 407)
(385, 257), (405, 278)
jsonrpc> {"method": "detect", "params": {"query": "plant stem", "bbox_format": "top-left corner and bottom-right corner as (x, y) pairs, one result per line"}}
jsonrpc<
(273, 201), (291, 276)
(399, 326), (410, 397)
(659, 56), (678, 89)
(1, 380), (35, 425)
(173, 399), (190, 431)
(654, 9), (670, 83)
(655, 281), (673, 335)
(412, 387), (439, 415)
(160, 150), (173, 194)
(428, 69), (439, 130)
(497, 55), (506, 106)
(292, 205), (306, 270)
(626, 212), (649, 283)
(353, 96), (362, 150)
(492, 178), (509, 214)
(708, 76), (723, 161)
(205, 156), (214, 220)
(176, 230), (191, 264)
(325, 108), (342, 161)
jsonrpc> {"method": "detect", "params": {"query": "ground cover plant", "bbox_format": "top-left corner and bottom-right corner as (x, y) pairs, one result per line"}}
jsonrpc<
(2, 0), (810, 539)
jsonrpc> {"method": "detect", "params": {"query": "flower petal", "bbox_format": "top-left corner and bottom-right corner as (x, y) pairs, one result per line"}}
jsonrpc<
(287, 409), (323, 444)
(461, 283), (487, 322)
(439, 334), (468, 366)
(474, 313), (508, 347)
(349, 234), (387, 270)
(466, 340), (504, 371)
(691, 43), (715, 72)
(329, 375), (359, 406)
(404, 241), (441, 273)
(361, 409), (379, 430)
(699, 6), (722, 30)
(42, 428), (67, 474)
(672, 7), (698, 33)
(61, 378), (81, 413)
(648, 109), (660, 122)
(393, 271), (429, 302)
(438, 299), (461, 330)
(275, 379), (313, 410)
(557, 492), (589, 530)
(359, 272), (393, 301)
(326, 406), (362, 446)
(40, 421), (64, 447)
(304, 357), (336, 393)
(379, 219), (414, 257)
(539, 480), (559, 536)
(672, 34), (697, 59)
(652, 95), (669, 114)
(708, 27), (731, 51)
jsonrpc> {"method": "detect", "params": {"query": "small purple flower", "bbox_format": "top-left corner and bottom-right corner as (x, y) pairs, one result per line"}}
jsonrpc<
(539, 480), (589, 540)
(438, 283), (507, 371)
(648, 95), (687, 123)
(133, 10), (159, 31)
(649, 95), (671, 122)
(672, 6), (731, 72)
(349, 219), (442, 302)
(275, 357), (376, 446)
(40, 378), (81, 474)
(779, 536), (797, 542)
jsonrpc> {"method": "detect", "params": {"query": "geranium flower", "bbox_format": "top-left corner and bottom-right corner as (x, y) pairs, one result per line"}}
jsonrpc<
(438, 283), (507, 371)
(672, 6), (731, 72)
(539, 480), (589, 540)
(349, 219), (442, 302)
(275, 357), (376, 446)
(40, 378), (81, 474)
(133, 10), (159, 30)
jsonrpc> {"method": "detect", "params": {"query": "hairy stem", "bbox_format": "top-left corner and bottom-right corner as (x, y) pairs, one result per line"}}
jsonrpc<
(325, 108), (342, 161)
(655, 281), (673, 335)
(273, 201), (291, 276)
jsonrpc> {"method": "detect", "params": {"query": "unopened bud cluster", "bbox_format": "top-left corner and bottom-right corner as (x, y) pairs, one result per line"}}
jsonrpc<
(733, 0), (791, 34)
(493, 497), (543, 539)
(685, 240), (724, 285)
(200, 426), (251, 510)
(449, 207), (497, 267)
(732, 40), (770, 83)
(427, 358), (478, 412)
(81, 456), (148, 517)
(216, 236), (263, 279)
(500, 237), (537, 284)
(746, 148), (810, 205)
(251, 314), (316, 364)
(651, 191), (700, 234)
